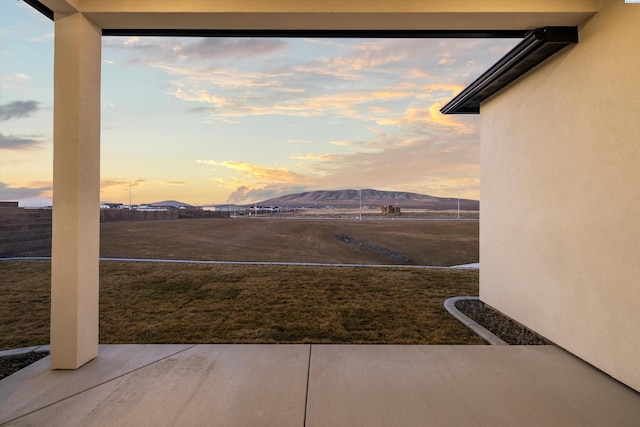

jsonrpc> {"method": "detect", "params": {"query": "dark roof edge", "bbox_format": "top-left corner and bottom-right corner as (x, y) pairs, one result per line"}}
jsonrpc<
(102, 29), (528, 38)
(23, 0), (54, 20)
(19, 1), (529, 39)
(440, 26), (579, 114)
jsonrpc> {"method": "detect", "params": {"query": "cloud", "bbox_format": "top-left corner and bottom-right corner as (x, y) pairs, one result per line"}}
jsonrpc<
(104, 36), (287, 65)
(226, 184), (309, 204)
(284, 139), (311, 144)
(273, 118), (480, 197)
(290, 153), (338, 161)
(374, 102), (474, 135)
(0, 100), (40, 121)
(0, 182), (52, 200)
(157, 65), (290, 89)
(180, 86), (414, 121)
(198, 160), (306, 183)
(105, 37), (515, 131)
(0, 73), (30, 90)
(163, 47), (484, 125)
(123, 37), (140, 46)
(426, 102), (473, 133)
(100, 178), (146, 191)
(28, 180), (53, 189)
(327, 140), (356, 147)
(226, 185), (249, 203)
(201, 117), (481, 201)
(408, 69), (432, 79)
(293, 65), (360, 81)
(180, 38), (286, 61)
(162, 181), (187, 186)
(437, 53), (455, 67)
(327, 52), (403, 71)
(311, 128), (481, 197)
(0, 133), (44, 150)
(198, 159), (316, 203)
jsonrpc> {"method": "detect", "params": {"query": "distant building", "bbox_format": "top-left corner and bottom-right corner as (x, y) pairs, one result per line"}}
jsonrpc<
(204, 204), (244, 213)
(381, 205), (401, 215)
(136, 206), (168, 212)
(148, 201), (195, 210)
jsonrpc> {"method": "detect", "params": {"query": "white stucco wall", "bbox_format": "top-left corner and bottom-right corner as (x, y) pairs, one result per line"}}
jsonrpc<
(480, 0), (640, 391)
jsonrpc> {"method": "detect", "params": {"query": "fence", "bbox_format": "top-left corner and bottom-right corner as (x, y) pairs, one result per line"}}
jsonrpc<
(0, 202), (52, 257)
(0, 204), (230, 257)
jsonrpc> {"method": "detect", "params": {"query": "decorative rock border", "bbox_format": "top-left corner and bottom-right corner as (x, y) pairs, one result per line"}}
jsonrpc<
(0, 345), (50, 358)
(444, 296), (507, 345)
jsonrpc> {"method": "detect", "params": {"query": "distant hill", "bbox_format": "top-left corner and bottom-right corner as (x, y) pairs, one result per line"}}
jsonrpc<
(147, 200), (194, 209)
(256, 189), (479, 210)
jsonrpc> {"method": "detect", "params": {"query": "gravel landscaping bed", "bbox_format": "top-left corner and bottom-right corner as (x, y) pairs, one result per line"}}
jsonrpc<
(0, 351), (49, 381)
(455, 299), (552, 345)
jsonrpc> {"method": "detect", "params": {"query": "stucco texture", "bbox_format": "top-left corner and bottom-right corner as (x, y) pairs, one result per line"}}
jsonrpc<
(480, 0), (640, 392)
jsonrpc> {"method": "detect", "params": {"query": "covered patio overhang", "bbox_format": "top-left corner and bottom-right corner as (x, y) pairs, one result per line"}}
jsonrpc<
(32, 0), (597, 31)
(24, 0), (599, 370)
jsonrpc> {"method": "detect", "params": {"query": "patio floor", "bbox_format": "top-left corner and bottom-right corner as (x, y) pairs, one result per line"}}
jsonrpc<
(1, 344), (639, 426)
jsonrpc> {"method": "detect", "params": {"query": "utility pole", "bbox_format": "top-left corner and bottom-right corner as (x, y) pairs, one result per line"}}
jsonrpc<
(457, 192), (460, 220)
(359, 189), (362, 221)
(129, 182), (132, 210)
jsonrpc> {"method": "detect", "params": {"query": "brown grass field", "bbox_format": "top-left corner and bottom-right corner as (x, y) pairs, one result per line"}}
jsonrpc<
(0, 219), (482, 350)
(100, 218), (478, 266)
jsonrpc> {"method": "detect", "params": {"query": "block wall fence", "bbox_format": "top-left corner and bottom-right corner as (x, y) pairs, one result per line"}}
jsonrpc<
(0, 202), (229, 257)
(0, 202), (52, 257)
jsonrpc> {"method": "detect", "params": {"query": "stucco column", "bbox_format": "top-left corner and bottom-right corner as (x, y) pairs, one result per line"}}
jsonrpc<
(50, 12), (102, 369)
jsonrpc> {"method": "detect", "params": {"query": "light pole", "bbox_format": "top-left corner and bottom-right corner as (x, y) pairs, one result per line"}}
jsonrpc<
(359, 189), (362, 221)
(129, 182), (132, 210)
(457, 192), (460, 220)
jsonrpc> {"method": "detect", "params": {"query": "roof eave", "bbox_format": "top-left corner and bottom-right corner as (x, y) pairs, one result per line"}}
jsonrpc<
(440, 26), (579, 114)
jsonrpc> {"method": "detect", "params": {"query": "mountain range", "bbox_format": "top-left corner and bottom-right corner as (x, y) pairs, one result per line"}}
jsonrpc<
(256, 189), (479, 210)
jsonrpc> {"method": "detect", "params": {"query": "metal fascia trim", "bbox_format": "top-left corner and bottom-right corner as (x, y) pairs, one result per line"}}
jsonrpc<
(440, 26), (578, 114)
(101, 29), (528, 38)
(22, 0), (54, 20)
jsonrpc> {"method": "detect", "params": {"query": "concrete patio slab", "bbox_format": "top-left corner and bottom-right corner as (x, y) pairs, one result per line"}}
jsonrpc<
(0, 344), (196, 424)
(1, 345), (309, 426)
(1, 344), (639, 426)
(306, 345), (640, 427)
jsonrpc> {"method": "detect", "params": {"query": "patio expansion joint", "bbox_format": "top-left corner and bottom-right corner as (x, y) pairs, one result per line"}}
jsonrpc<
(0, 344), (199, 426)
(303, 344), (312, 427)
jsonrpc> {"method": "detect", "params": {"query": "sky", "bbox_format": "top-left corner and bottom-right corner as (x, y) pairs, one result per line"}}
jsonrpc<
(0, 1), (519, 207)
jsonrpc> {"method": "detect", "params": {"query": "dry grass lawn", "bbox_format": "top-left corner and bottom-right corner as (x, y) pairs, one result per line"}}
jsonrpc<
(0, 260), (483, 350)
(101, 218), (478, 266)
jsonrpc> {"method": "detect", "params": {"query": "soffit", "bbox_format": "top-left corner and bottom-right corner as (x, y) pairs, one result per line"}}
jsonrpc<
(33, 0), (597, 31)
